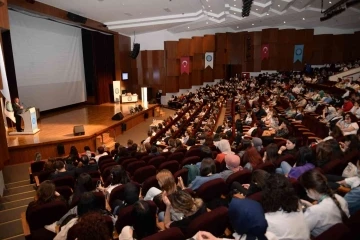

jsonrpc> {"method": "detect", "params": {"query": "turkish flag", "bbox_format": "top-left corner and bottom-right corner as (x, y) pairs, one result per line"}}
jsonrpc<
(180, 57), (190, 74)
(261, 44), (269, 60)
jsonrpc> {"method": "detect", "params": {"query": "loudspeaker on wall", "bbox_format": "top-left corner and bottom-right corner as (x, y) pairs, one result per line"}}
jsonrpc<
(112, 112), (124, 121)
(73, 125), (85, 136)
(57, 144), (65, 155)
(130, 43), (140, 59)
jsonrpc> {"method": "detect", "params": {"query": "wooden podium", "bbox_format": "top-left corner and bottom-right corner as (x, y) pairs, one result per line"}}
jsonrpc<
(9, 107), (40, 135)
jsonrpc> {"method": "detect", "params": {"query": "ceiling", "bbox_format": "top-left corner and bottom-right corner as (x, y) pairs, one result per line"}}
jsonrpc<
(35, 0), (360, 36)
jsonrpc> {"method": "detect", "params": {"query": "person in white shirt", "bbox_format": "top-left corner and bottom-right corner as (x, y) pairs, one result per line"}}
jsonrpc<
(262, 174), (310, 240)
(143, 131), (152, 144)
(350, 100), (360, 119)
(336, 113), (359, 136)
(299, 170), (350, 237)
(94, 146), (108, 162)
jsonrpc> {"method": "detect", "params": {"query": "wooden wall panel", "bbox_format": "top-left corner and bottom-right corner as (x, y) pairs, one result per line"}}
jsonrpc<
(178, 38), (191, 57)
(0, 0), (9, 30)
(215, 50), (226, 65)
(165, 76), (179, 93)
(165, 41), (178, 59)
(203, 35), (215, 52)
(191, 70), (203, 85)
(190, 37), (203, 55)
(152, 50), (165, 68)
(179, 73), (191, 89)
(166, 59), (179, 77)
(8, 0), (110, 33)
(203, 68), (213, 82)
(253, 31), (262, 72)
(192, 53), (204, 70)
(214, 64), (224, 79)
(215, 33), (227, 52)
(227, 33), (241, 64)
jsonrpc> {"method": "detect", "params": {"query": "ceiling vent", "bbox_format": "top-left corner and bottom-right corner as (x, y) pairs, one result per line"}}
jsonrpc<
(124, 13), (133, 16)
(164, 8), (172, 12)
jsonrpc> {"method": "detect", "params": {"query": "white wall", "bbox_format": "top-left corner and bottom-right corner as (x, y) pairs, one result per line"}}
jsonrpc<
(132, 27), (234, 51)
(132, 26), (360, 51)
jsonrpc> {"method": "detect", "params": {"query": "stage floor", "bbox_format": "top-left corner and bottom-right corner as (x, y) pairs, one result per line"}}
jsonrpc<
(6, 101), (156, 148)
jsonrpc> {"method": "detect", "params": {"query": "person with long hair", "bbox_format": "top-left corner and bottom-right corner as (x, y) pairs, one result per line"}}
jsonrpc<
(263, 143), (279, 163)
(144, 169), (178, 201)
(339, 134), (360, 153)
(316, 139), (343, 167)
(188, 158), (222, 190)
(70, 173), (95, 205)
(299, 170), (349, 237)
(97, 165), (130, 200)
(118, 200), (158, 240)
(231, 169), (270, 197)
(261, 174), (309, 239)
(162, 190), (206, 231)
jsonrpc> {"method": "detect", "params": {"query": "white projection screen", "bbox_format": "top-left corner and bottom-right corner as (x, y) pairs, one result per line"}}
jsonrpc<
(9, 10), (86, 111)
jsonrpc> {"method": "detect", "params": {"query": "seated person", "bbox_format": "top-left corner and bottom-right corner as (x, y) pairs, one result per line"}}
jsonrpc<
(94, 146), (108, 163)
(75, 155), (98, 177)
(162, 190), (206, 231)
(219, 154), (243, 181)
(336, 113), (359, 136)
(49, 160), (75, 180)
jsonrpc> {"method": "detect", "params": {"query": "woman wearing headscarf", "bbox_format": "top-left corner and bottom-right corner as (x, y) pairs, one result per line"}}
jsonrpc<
(194, 198), (277, 240)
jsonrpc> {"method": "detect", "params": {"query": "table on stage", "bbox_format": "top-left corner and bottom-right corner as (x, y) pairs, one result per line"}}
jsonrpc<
(121, 94), (138, 103)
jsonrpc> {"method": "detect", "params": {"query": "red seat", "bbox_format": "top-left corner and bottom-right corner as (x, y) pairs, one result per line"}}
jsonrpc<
(140, 155), (152, 163)
(195, 178), (226, 203)
(254, 161), (276, 173)
(132, 166), (157, 184)
(98, 155), (113, 167)
(173, 168), (189, 187)
(160, 151), (172, 159)
(246, 191), (262, 202)
(100, 161), (117, 173)
(313, 223), (351, 240)
(70, 191), (105, 209)
(184, 148), (201, 158)
(346, 209), (360, 239)
(55, 186), (73, 201)
(184, 206), (229, 238)
(115, 201), (157, 234)
(126, 160), (146, 175)
(181, 156), (201, 167)
(30, 161), (46, 174)
(225, 169), (252, 191)
(98, 158), (114, 171)
(167, 152), (184, 163)
(108, 185), (126, 211)
(158, 160), (179, 174)
(148, 156), (166, 169)
(52, 176), (75, 189)
(121, 158), (138, 169)
(141, 176), (160, 198)
(142, 227), (185, 240)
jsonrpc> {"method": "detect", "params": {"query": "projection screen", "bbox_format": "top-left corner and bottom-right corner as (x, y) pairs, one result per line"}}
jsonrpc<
(9, 10), (86, 111)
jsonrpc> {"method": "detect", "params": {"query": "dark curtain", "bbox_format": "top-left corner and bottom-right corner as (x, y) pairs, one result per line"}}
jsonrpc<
(81, 29), (115, 104)
(1, 30), (18, 100)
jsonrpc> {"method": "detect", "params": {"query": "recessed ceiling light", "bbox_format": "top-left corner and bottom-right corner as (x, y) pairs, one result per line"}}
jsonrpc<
(278, 4), (280, 7)
(234, 12), (236, 14)
(252, 23), (254, 25)
(188, 26), (190, 28)
(283, 21), (286, 23)
(208, 5), (211, 7)
(237, 26), (239, 28)
(210, 10), (212, 12)
(329, 1), (332, 4)
(256, 8), (258, 10)
(206, 22), (208, 24)
(266, 13), (269, 15)
(302, 17), (305, 20)
(234, 4), (236, 6)
(206, 0), (208, 1)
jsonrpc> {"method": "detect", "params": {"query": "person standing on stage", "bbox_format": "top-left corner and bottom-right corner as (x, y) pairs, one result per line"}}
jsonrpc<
(12, 97), (24, 132)
(156, 90), (162, 105)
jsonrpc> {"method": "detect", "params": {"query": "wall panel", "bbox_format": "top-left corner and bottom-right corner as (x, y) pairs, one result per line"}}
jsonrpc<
(179, 73), (191, 89)
(190, 37), (203, 55)
(178, 38), (191, 57)
(203, 67), (213, 82)
(203, 35), (215, 52)
(166, 59), (179, 77)
(165, 41), (178, 59)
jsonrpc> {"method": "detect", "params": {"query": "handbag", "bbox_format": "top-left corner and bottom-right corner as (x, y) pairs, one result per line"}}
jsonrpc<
(342, 162), (358, 178)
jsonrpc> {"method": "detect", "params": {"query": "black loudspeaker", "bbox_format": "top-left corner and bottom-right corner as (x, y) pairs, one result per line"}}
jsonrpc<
(121, 123), (127, 131)
(67, 12), (87, 24)
(112, 112), (124, 121)
(147, 87), (153, 101)
(130, 43), (140, 59)
(73, 125), (85, 136)
(57, 144), (65, 155)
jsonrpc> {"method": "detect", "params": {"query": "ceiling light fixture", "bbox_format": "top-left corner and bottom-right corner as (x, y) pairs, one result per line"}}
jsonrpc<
(329, 1), (332, 3)
(252, 23), (254, 25)
(237, 26), (239, 28)
(206, 22), (208, 24)
(266, 13), (269, 15)
(210, 9), (212, 12)
(208, 5), (211, 7)
(278, 4), (280, 7)
(302, 17), (305, 20)
(188, 26), (190, 28)
(234, 12), (236, 14)
(256, 8), (258, 10)
(234, 4), (236, 6)
(284, 21), (286, 23)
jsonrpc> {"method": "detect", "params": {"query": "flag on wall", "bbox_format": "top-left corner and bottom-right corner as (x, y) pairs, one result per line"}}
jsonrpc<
(261, 44), (269, 60)
(205, 52), (214, 69)
(294, 44), (304, 63)
(180, 57), (190, 74)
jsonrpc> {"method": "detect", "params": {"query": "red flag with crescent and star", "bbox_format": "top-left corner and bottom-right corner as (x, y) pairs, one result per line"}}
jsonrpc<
(180, 57), (190, 74)
(261, 44), (269, 60)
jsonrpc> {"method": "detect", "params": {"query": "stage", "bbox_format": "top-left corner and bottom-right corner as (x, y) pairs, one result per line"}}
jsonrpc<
(5, 102), (158, 165)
